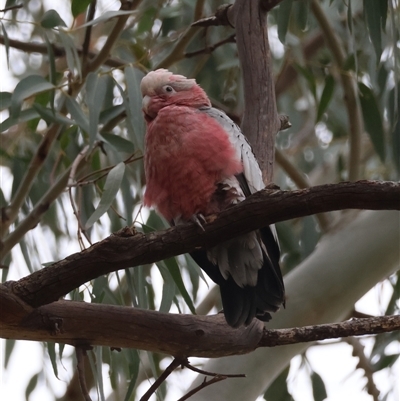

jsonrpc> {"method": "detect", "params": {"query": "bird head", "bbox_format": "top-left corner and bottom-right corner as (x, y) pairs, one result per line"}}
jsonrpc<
(140, 69), (211, 121)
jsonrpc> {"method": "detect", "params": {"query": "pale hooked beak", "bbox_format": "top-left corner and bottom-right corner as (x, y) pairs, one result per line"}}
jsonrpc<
(142, 95), (151, 114)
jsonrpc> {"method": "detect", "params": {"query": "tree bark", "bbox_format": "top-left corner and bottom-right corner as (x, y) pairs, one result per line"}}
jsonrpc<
(186, 210), (400, 400)
(5, 181), (400, 308)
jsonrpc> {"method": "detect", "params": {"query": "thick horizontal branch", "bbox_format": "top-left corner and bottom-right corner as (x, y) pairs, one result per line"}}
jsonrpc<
(6, 180), (400, 308)
(1, 285), (398, 358)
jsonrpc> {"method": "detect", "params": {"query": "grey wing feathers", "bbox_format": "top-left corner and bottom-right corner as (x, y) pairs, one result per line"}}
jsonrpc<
(199, 107), (264, 194)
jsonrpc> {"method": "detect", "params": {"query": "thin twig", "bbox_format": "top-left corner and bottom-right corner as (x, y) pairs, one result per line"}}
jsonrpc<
(139, 357), (184, 401)
(0, 4), (23, 12)
(0, 35), (127, 68)
(311, 0), (363, 181)
(275, 148), (331, 231)
(182, 359), (245, 378)
(185, 34), (236, 58)
(81, 0), (97, 71)
(177, 376), (227, 401)
(86, 0), (140, 73)
(76, 347), (93, 401)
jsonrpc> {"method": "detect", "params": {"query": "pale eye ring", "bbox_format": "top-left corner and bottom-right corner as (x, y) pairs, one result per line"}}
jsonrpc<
(163, 85), (174, 93)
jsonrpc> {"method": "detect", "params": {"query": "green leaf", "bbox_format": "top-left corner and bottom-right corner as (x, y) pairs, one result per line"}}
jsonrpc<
(86, 73), (109, 148)
(317, 75), (335, 121)
(10, 75), (54, 118)
(85, 162), (125, 228)
(25, 372), (39, 401)
(311, 371), (328, 401)
(32, 103), (73, 126)
(66, 96), (90, 133)
(96, 347), (106, 401)
(295, 63), (317, 99)
(100, 132), (135, 153)
(277, 0), (293, 44)
(358, 83), (385, 162)
(156, 263), (176, 312)
(124, 66), (145, 151)
(123, 349), (140, 401)
(163, 257), (196, 314)
(74, 10), (137, 30)
(264, 365), (294, 401)
(99, 104), (125, 125)
(0, 91), (12, 110)
(1, 21), (10, 68)
(0, 108), (40, 132)
(47, 342), (59, 378)
(40, 9), (67, 29)
(363, 0), (384, 61)
(347, 0), (353, 34)
(71, 0), (93, 18)
(294, 0), (309, 31)
(4, 339), (15, 369)
(58, 30), (82, 78)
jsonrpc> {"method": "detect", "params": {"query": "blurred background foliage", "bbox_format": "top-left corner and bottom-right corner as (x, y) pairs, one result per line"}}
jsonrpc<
(0, 0), (399, 400)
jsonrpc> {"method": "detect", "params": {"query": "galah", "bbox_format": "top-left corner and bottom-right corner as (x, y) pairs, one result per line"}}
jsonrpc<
(140, 69), (285, 328)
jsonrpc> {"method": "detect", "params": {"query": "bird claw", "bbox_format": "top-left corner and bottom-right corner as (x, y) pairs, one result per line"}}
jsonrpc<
(190, 214), (206, 231)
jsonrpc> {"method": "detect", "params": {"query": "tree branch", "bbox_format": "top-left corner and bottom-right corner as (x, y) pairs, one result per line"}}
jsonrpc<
(0, 35), (127, 68)
(1, 285), (399, 358)
(310, 0), (363, 181)
(4, 180), (400, 308)
(234, 0), (280, 182)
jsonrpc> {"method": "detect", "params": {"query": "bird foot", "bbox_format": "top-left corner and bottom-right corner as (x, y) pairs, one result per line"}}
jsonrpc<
(190, 213), (206, 231)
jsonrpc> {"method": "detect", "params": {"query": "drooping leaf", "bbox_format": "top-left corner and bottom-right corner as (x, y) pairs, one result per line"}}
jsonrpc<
(58, 30), (82, 78)
(124, 66), (145, 150)
(73, 10), (138, 30)
(156, 262), (176, 313)
(10, 75), (54, 117)
(47, 342), (59, 378)
(311, 371), (328, 401)
(363, 0), (385, 62)
(86, 73), (109, 148)
(25, 372), (40, 401)
(358, 83), (385, 162)
(264, 365), (294, 401)
(66, 96), (90, 133)
(294, 0), (309, 31)
(317, 75), (335, 121)
(99, 104), (126, 125)
(100, 132), (135, 153)
(4, 339), (15, 369)
(32, 103), (73, 126)
(71, 0), (93, 18)
(1, 21), (10, 68)
(277, 0), (293, 44)
(40, 9), (67, 29)
(163, 257), (196, 314)
(85, 162), (125, 228)
(0, 91), (11, 110)
(0, 108), (40, 132)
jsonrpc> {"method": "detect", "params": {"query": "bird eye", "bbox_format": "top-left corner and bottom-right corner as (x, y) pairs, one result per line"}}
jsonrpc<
(163, 85), (174, 93)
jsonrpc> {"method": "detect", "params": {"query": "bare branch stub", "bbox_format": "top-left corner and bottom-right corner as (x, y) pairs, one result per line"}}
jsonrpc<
(191, 4), (234, 27)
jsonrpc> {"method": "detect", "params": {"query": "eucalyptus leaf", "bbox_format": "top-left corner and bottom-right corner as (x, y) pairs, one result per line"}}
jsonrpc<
(317, 75), (335, 122)
(0, 91), (12, 110)
(66, 96), (90, 133)
(74, 10), (137, 29)
(85, 162), (125, 229)
(40, 9), (67, 29)
(358, 83), (385, 162)
(277, 0), (293, 44)
(10, 75), (54, 118)
(311, 371), (328, 401)
(1, 21), (10, 68)
(71, 0), (93, 18)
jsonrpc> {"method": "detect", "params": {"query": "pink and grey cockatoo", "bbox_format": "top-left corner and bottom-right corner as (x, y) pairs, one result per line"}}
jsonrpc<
(141, 69), (285, 328)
